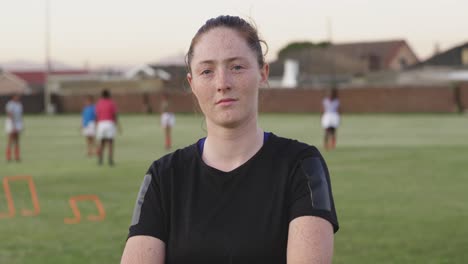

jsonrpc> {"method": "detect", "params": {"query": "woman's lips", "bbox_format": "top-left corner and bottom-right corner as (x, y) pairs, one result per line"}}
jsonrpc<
(216, 98), (237, 105)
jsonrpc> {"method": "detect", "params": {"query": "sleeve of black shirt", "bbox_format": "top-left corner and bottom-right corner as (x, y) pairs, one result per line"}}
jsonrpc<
(127, 164), (168, 242)
(288, 148), (339, 233)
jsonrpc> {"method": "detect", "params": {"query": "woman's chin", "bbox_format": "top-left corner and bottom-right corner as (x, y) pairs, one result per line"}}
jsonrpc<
(213, 114), (243, 129)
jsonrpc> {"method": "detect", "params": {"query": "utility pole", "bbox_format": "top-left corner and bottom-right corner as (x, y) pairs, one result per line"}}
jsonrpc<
(44, 0), (53, 114)
(327, 17), (333, 43)
(327, 17), (337, 89)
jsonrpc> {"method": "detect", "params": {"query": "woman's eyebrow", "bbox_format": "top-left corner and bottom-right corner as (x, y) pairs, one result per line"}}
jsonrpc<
(196, 56), (248, 66)
(197, 60), (215, 65)
(225, 56), (248, 63)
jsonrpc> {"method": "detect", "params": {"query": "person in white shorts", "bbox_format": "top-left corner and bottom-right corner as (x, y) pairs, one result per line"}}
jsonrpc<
(96, 120), (117, 140)
(5, 94), (23, 162)
(321, 88), (340, 150)
(95, 89), (120, 166)
(160, 93), (175, 150)
(81, 95), (96, 156)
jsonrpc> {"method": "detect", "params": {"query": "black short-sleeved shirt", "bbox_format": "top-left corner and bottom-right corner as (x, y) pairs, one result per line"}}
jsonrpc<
(128, 133), (339, 263)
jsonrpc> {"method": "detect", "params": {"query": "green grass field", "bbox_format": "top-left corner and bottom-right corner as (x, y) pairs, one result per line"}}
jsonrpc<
(1, 113), (467, 264)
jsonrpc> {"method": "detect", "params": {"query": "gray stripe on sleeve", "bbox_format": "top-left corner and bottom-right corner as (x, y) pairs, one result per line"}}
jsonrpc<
(301, 157), (332, 212)
(131, 174), (152, 226)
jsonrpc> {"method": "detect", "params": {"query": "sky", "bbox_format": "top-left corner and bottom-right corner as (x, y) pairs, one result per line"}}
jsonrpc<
(1, 0), (467, 69)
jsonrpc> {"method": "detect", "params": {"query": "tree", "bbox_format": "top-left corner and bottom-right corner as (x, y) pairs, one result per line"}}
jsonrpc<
(278, 41), (331, 58)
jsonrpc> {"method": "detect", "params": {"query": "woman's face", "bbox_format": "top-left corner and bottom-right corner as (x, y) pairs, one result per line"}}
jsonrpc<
(187, 27), (269, 129)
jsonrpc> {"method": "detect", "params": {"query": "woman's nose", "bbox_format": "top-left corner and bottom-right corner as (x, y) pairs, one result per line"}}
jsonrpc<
(216, 70), (232, 92)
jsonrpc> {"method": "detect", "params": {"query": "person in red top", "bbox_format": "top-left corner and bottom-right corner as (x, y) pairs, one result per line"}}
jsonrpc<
(95, 89), (120, 166)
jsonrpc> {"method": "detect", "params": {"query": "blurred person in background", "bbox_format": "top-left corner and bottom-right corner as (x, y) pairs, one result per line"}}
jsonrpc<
(95, 89), (120, 166)
(4, 94), (23, 162)
(121, 15), (338, 263)
(159, 92), (175, 150)
(321, 88), (340, 150)
(80, 95), (96, 157)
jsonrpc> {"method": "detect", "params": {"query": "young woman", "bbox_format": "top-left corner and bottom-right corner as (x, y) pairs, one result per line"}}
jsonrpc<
(5, 94), (23, 162)
(321, 89), (341, 150)
(81, 95), (96, 156)
(95, 89), (120, 166)
(160, 93), (175, 150)
(122, 15), (339, 263)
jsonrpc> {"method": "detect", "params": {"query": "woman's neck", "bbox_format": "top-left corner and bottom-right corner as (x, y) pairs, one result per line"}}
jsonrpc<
(203, 118), (264, 172)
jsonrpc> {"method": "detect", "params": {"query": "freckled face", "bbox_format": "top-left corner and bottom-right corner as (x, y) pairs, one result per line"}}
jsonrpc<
(187, 27), (268, 128)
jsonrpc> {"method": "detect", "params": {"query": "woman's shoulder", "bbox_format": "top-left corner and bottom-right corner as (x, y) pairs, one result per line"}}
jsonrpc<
(268, 133), (322, 160)
(146, 143), (198, 176)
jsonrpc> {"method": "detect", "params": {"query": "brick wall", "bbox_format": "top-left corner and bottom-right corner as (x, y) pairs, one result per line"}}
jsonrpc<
(338, 86), (454, 113)
(459, 83), (468, 111)
(49, 83), (468, 113)
(259, 86), (456, 113)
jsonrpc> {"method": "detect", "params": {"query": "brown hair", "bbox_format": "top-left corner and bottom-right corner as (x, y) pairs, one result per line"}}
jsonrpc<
(330, 88), (338, 99)
(101, 89), (111, 98)
(185, 15), (268, 73)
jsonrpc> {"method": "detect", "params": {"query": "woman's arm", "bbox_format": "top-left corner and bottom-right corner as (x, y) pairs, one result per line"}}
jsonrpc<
(287, 216), (334, 264)
(121, 235), (165, 264)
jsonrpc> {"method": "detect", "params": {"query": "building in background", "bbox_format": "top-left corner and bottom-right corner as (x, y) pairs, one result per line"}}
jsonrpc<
(0, 69), (31, 95)
(270, 39), (419, 87)
(10, 70), (89, 94)
(415, 41), (468, 68)
(397, 41), (468, 85)
(329, 40), (419, 72)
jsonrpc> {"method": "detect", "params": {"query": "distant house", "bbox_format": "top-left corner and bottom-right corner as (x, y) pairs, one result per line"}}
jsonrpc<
(143, 53), (189, 91)
(0, 69), (31, 95)
(120, 63), (188, 91)
(271, 39), (419, 87)
(414, 41), (468, 68)
(124, 64), (171, 81)
(149, 64), (188, 91)
(397, 41), (468, 85)
(11, 70), (89, 93)
(329, 40), (419, 72)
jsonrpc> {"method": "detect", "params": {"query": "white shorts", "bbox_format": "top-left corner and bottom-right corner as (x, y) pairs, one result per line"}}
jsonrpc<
(82, 121), (96, 137)
(96, 121), (116, 140)
(321, 112), (340, 129)
(5, 119), (23, 134)
(161, 112), (175, 128)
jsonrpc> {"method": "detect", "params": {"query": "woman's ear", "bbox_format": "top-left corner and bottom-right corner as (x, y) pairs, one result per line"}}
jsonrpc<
(260, 63), (270, 85)
(187, 73), (194, 92)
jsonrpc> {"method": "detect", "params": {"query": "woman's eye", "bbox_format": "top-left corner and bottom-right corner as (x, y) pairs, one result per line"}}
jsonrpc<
(232, 65), (243, 71)
(201, 70), (212, 75)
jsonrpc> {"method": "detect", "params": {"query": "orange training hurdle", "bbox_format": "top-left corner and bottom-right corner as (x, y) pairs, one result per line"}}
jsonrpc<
(64, 194), (106, 224)
(0, 175), (40, 219)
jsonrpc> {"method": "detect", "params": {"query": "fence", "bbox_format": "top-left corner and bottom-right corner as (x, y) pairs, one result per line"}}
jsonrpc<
(0, 94), (44, 114)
